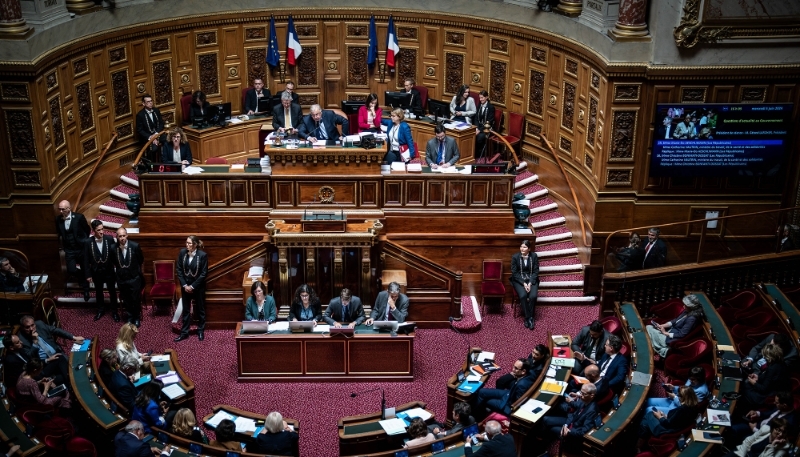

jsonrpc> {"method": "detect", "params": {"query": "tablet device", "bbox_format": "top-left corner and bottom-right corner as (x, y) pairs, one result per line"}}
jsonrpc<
(462, 424), (479, 440)
(431, 441), (445, 453)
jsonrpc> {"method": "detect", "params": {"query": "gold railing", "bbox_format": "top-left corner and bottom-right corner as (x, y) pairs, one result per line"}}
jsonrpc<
(131, 127), (170, 170)
(74, 133), (118, 212)
(540, 133), (590, 247)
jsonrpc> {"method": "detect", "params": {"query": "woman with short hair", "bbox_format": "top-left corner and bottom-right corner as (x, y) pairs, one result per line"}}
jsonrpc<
(250, 411), (299, 456)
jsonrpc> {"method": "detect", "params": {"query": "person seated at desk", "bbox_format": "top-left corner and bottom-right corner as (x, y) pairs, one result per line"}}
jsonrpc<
(250, 411), (298, 456)
(115, 420), (165, 457)
(475, 358), (533, 417)
(646, 366), (708, 416)
(728, 391), (798, 449)
(739, 344), (791, 414)
(283, 80), (300, 104)
(566, 364), (609, 401)
(430, 402), (475, 438)
(636, 386), (699, 452)
(450, 84), (476, 124)
(365, 281), (408, 325)
(272, 91), (303, 133)
(17, 314), (84, 386)
(496, 343), (549, 390)
(464, 419), (515, 457)
(0, 256), (25, 292)
(289, 284), (322, 325)
(210, 418), (246, 452)
(110, 355), (139, 412)
(323, 288), (365, 328)
(161, 127), (192, 166)
(244, 78), (271, 116)
(298, 104), (348, 143)
(384, 108), (416, 164)
(401, 78), (423, 113)
(99, 348), (119, 388)
(189, 91), (210, 121)
(404, 417), (435, 448)
(132, 382), (168, 434)
(540, 383), (598, 453)
(245, 280), (276, 322)
(726, 418), (796, 457)
(117, 322), (151, 371)
(358, 93), (383, 132)
(646, 294), (704, 358)
(171, 408), (208, 444)
(425, 124), (460, 169)
(596, 334), (629, 395)
(743, 333), (798, 373)
(2, 335), (35, 391)
(16, 358), (71, 409)
(571, 319), (610, 376)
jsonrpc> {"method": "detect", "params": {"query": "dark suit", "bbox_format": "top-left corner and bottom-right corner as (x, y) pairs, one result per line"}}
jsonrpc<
(136, 107), (165, 161)
(272, 102), (303, 130)
(425, 135), (460, 167)
(323, 296), (365, 325)
(176, 249), (208, 336)
(244, 88), (271, 114)
(189, 101), (210, 121)
(297, 110), (348, 142)
(642, 238), (667, 269)
(17, 320), (74, 385)
(571, 326), (611, 366)
(543, 398), (599, 437)
(403, 88), (423, 112)
(464, 432), (515, 457)
(748, 334), (798, 369)
(161, 142), (192, 165)
(84, 235), (118, 312)
(474, 101), (496, 158)
(510, 252), (539, 323)
(114, 430), (154, 457)
(664, 312), (699, 344)
(288, 300), (322, 322)
(742, 361), (791, 410)
(109, 369), (137, 411)
(55, 211), (91, 290)
(597, 353), (629, 395)
(114, 241), (144, 322)
(370, 290), (409, 323)
(476, 374), (534, 416)
(640, 405), (696, 437)
(0, 271), (25, 292)
(251, 430), (299, 456)
(3, 347), (34, 389)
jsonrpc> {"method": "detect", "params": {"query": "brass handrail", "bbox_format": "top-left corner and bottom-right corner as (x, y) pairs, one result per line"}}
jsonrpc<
(486, 128), (520, 167)
(131, 127), (170, 170)
(74, 133), (118, 212)
(539, 133), (589, 247)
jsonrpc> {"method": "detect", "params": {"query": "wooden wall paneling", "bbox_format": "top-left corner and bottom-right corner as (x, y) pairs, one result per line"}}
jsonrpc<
(185, 180), (205, 206)
(490, 180), (511, 206)
(396, 47), (418, 92)
(469, 31), (485, 68)
(151, 58), (173, 107)
(207, 180), (227, 206)
(141, 180), (162, 205)
(444, 51), (465, 96)
(131, 40), (147, 76)
(773, 84), (795, 103)
(489, 58), (508, 107)
(448, 180), (467, 206)
(549, 51), (562, 89)
(197, 51), (220, 97)
(423, 26), (439, 60)
(298, 182), (356, 205)
(406, 180), (424, 206)
(163, 180), (183, 206)
(250, 181), (269, 206)
(90, 50), (106, 86)
(384, 180), (402, 206)
(275, 181), (294, 207)
(221, 26), (239, 60)
(360, 181), (378, 207)
(469, 181), (488, 206)
(175, 32), (192, 67)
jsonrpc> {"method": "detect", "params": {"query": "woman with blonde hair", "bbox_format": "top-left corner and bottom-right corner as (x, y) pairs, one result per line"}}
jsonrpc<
(171, 408), (208, 444)
(740, 344), (791, 413)
(161, 126), (192, 166)
(116, 322), (150, 370)
(98, 348), (119, 387)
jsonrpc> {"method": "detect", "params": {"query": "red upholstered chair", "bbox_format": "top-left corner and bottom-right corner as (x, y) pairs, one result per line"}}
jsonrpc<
(509, 283), (520, 317)
(148, 260), (176, 315)
(480, 259), (506, 314)
(720, 289), (757, 311)
(242, 86), (252, 112)
(600, 315), (623, 336)
(619, 341), (631, 357)
(469, 91), (481, 113)
(664, 339), (711, 378)
(180, 92), (193, 123)
(730, 311), (777, 340)
(670, 362), (715, 385)
(66, 437), (97, 457)
(492, 107), (504, 132)
(667, 324), (703, 347)
(642, 436), (678, 457)
(347, 112), (359, 134)
(205, 157), (228, 164)
(650, 298), (685, 323)
(414, 85), (428, 110)
(489, 111), (524, 160)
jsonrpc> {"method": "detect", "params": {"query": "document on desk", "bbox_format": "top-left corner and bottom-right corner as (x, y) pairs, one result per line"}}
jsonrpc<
(269, 322), (289, 332)
(391, 162), (406, 171)
(512, 398), (550, 423)
(314, 324), (331, 333)
(157, 371), (181, 385)
(234, 417), (257, 434)
(550, 357), (575, 368)
(541, 378), (567, 395)
(182, 166), (204, 175)
(150, 355), (170, 362)
(476, 352), (495, 362)
(379, 418), (408, 435)
(706, 409), (731, 426)
(404, 408), (433, 421)
(432, 166), (459, 173)
(206, 410), (235, 428)
(162, 383), (186, 400)
(546, 366), (557, 378)
(631, 371), (652, 386)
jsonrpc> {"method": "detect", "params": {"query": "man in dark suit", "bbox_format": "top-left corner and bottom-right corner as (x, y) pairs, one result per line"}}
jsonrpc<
(84, 220), (119, 322)
(175, 236), (208, 342)
(566, 364), (609, 401)
(365, 281), (409, 325)
(475, 358), (533, 416)
(114, 228), (145, 327)
(135, 94), (165, 162)
(298, 104), (348, 143)
(17, 315), (84, 385)
(272, 91), (303, 132)
(571, 320), (611, 376)
(426, 124), (461, 169)
(657, 115), (673, 140)
(596, 334), (629, 395)
(114, 420), (163, 457)
(109, 356), (139, 411)
(642, 227), (667, 269)
(323, 288), (365, 328)
(464, 420), (515, 457)
(244, 78), (271, 116)
(2, 334), (35, 389)
(473, 90), (496, 159)
(0, 257), (25, 292)
(541, 383), (599, 453)
(283, 80), (300, 105)
(55, 200), (91, 301)
(402, 78), (423, 113)
(727, 391), (798, 447)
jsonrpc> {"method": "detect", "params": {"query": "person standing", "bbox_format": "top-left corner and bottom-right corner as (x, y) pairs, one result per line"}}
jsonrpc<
(642, 227), (667, 269)
(511, 240), (539, 330)
(473, 90), (495, 159)
(114, 228), (144, 327)
(135, 94), (165, 161)
(84, 220), (119, 322)
(175, 236), (208, 342)
(55, 200), (91, 301)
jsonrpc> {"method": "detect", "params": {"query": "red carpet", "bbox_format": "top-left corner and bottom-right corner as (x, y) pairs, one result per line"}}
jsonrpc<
(58, 301), (599, 456)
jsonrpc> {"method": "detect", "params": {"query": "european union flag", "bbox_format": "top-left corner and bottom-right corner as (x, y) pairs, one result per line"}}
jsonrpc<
(367, 16), (378, 66)
(266, 16), (280, 67)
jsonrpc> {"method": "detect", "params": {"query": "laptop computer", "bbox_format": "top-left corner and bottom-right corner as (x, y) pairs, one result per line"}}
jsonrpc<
(257, 97), (271, 115)
(241, 321), (270, 333)
(289, 321), (314, 332)
(372, 321), (399, 332)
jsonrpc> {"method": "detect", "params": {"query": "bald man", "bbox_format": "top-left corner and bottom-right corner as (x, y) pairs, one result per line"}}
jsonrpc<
(114, 228), (145, 327)
(55, 200), (91, 301)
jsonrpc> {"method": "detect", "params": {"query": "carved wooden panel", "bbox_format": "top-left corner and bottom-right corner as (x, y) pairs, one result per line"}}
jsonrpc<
(559, 135), (572, 154)
(207, 180), (227, 206)
(489, 60), (507, 106)
(562, 82), (576, 131)
(531, 46), (547, 64)
(397, 26), (418, 40)
(587, 96), (598, 147)
(565, 58), (578, 76)
(528, 69), (545, 117)
(1, 83), (29, 101)
(445, 31), (465, 46)
(396, 48), (417, 91)
(360, 182), (378, 207)
(152, 59), (173, 106)
(57, 154), (67, 172)
(109, 46), (127, 64)
(198, 53), (220, 96)
(13, 171), (41, 188)
(162, 111), (174, 125)
(246, 48), (267, 86)
(347, 46), (368, 87)
(196, 30), (218, 47)
(250, 181), (270, 205)
(115, 122), (133, 140)
(82, 137), (97, 155)
(585, 153), (593, 170)
(276, 182), (293, 206)
(346, 93), (368, 102)
(384, 181), (402, 206)
(45, 70), (58, 91)
(72, 57), (88, 77)
(347, 24), (368, 37)
(449, 181), (467, 206)
(427, 182), (444, 206)
(298, 94), (318, 106)
(165, 181), (184, 206)
(111, 69), (131, 119)
(490, 38), (508, 54)
(230, 180), (247, 206)
(606, 169), (632, 186)
(613, 83), (641, 102)
(681, 86), (707, 103)
(75, 81), (94, 134)
(149, 37), (170, 55)
(49, 95), (65, 149)
(297, 46), (317, 87)
(591, 72), (600, 91)
(609, 110), (638, 162)
(295, 24), (317, 37)
(740, 86), (767, 103)
(245, 27), (265, 41)
(445, 52), (464, 95)
(4, 110), (36, 162)
(407, 181), (424, 206)
(526, 120), (543, 140)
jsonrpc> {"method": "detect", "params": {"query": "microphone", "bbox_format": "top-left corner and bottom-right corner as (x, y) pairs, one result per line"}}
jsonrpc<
(350, 387), (386, 420)
(449, 317), (477, 367)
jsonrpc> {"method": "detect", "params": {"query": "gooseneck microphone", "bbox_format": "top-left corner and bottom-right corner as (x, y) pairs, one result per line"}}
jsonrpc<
(449, 317), (477, 367)
(350, 387), (387, 420)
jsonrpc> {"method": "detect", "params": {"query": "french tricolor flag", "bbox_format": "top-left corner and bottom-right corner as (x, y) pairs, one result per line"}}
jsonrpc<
(286, 15), (302, 66)
(386, 16), (399, 68)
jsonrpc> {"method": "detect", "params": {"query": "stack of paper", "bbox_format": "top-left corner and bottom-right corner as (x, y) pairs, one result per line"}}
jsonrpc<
(156, 371), (180, 385)
(206, 410), (235, 428)
(512, 398), (551, 423)
(378, 418), (407, 435)
(182, 166), (204, 175)
(391, 162), (406, 171)
(162, 383), (186, 400)
(150, 355), (170, 362)
(541, 379), (567, 395)
(476, 352), (495, 362)
(234, 417), (257, 433)
(248, 266), (264, 278)
(406, 163), (422, 172)
(404, 408), (433, 421)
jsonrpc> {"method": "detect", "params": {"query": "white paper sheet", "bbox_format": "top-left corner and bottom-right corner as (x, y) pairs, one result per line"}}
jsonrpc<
(269, 322), (289, 331)
(313, 324), (331, 333)
(706, 409), (731, 426)
(476, 352), (495, 362)
(378, 418), (408, 435)
(404, 408), (433, 421)
(182, 166), (204, 175)
(206, 410), (235, 428)
(150, 355), (170, 362)
(512, 398), (551, 423)
(234, 417), (257, 433)
(162, 383), (185, 400)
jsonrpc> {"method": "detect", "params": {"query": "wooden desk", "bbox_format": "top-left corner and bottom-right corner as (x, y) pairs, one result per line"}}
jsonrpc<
(235, 322), (414, 381)
(0, 276), (50, 326)
(69, 337), (127, 434)
(407, 118), (476, 165)
(445, 347), (494, 421)
(265, 143), (387, 175)
(202, 404), (300, 440)
(183, 116), (267, 163)
(757, 283), (800, 344)
(0, 397), (45, 456)
(338, 400), (433, 456)
(150, 348), (196, 413)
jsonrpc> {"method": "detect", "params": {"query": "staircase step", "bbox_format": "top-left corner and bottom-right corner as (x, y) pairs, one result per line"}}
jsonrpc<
(530, 211), (565, 229)
(518, 184), (548, 200)
(535, 227), (572, 243)
(530, 198), (558, 215)
(539, 289), (596, 303)
(100, 199), (134, 217)
(95, 214), (126, 229)
(540, 257), (583, 272)
(514, 172), (538, 189)
(540, 273), (584, 288)
(121, 171), (139, 188)
(516, 161), (528, 172)
(110, 184), (139, 200)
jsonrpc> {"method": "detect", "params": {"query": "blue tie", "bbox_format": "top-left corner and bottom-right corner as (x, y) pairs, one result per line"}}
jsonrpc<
(437, 141), (444, 164)
(342, 305), (348, 322)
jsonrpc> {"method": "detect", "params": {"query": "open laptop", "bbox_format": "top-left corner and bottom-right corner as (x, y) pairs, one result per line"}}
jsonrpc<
(289, 321), (314, 333)
(241, 321), (270, 333)
(372, 321), (399, 332)
(257, 97), (271, 115)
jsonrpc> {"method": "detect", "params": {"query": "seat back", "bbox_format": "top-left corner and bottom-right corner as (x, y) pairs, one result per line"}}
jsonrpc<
(414, 85), (428, 110)
(180, 93), (193, 123)
(205, 157), (228, 164)
(677, 339), (710, 362)
(35, 297), (60, 329)
(241, 86), (251, 112)
(347, 112), (359, 134)
(482, 259), (503, 281)
(468, 91), (481, 111)
(650, 297), (685, 322)
(153, 260), (175, 283)
(508, 112), (524, 139)
(493, 107), (504, 133)
(720, 289), (757, 310)
(600, 315), (623, 336)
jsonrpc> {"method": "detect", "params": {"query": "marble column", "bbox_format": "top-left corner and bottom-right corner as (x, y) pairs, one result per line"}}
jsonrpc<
(556, 0), (582, 17)
(0, 0), (32, 37)
(608, 0), (649, 40)
(65, 0), (100, 14)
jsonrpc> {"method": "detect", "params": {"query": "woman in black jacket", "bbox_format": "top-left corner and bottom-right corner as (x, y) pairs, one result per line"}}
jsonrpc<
(637, 386), (699, 452)
(739, 344), (791, 413)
